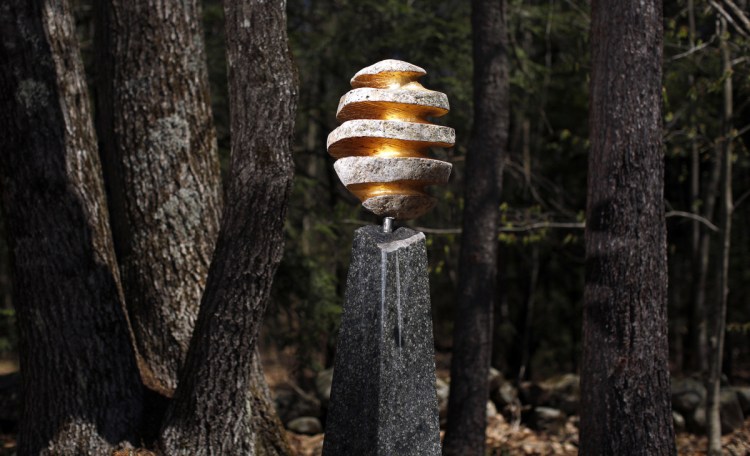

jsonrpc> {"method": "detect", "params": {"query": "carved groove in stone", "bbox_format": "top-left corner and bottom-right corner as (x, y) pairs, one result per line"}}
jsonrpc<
(327, 59), (454, 220)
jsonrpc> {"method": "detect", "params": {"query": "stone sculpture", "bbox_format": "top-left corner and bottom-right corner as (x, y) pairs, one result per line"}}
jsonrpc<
(322, 60), (451, 456)
(328, 59), (455, 220)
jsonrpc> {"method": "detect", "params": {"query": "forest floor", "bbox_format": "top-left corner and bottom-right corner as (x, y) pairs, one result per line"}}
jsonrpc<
(1, 353), (749, 455)
(265, 349), (750, 456)
(286, 415), (750, 456)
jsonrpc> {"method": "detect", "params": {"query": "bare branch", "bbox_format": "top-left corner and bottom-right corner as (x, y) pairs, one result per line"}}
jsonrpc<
(413, 221), (585, 235)
(665, 210), (719, 231)
(670, 40), (713, 61)
(735, 190), (750, 211)
(349, 212), (721, 235)
(722, 0), (750, 35)
(709, 0), (750, 38)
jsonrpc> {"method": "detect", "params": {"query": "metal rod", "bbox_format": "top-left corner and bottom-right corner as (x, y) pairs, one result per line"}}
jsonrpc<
(383, 217), (394, 233)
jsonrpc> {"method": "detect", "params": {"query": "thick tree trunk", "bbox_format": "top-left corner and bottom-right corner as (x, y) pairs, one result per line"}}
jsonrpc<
(159, 0), (297, 453)
(706, 16), (733, 456)
(580, 1), (675, 455)
(442, 1), (508, 455)
(0, 1), (143, 454)
(94, 0), (223, 396)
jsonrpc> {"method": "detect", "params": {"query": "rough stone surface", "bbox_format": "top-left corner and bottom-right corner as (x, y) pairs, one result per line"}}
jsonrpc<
(327, 119), (455, 157)
(362, 194), (436, 220)
(351, 59), (425, 88)
(328, 60), (453, 221)
(337, 88), (449, 121)
(322, 226), (441, 456)
(334, 156), (451, 186)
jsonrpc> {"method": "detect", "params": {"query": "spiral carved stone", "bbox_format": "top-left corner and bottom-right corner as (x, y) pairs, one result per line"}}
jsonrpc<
(328, 60), (455, 220)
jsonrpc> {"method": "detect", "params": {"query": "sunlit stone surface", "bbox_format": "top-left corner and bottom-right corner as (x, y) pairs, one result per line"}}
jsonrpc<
(327, 59), (454, 220)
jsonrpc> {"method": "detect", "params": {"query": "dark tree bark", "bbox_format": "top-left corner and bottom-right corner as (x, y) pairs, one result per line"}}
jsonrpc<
(580, 1), (676, 455)
(94, 0), (223, 396)
(159, 0), (297, 453)
(0, 0), (142, 453)
(443, 0), (508, 454)
(95, 0), (288, 447)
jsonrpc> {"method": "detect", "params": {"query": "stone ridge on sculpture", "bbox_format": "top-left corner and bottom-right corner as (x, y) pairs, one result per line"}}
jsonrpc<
(327, 59), (455, 220)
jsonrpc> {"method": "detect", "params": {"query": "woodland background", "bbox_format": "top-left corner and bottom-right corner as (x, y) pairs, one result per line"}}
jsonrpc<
(0, 0), (749, 455)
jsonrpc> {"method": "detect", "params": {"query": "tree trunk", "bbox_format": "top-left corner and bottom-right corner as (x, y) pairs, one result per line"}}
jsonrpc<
(580, 1), (675, 455)
(706, 16), (733, 456)
(0, 0), (143, 453)
(442, 0), (508, 455)
(685, 0), (709, 375)
(94, 0), (223, 396)
(159, 0), (298, 453)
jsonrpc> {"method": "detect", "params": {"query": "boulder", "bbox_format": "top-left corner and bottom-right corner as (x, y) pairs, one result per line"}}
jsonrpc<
(315, 368), (334, 404)
(0, 373), (20, 432)
(719, 389), (745, 434)
(287, 416), (323, 435)
(671, 377), (706, 415)
(486, 401), (498, 418)
(519, 381), (546, 407)
(672, 411), (686, 434)
(435, 377), (450, 422)
(274, 389), (321, 424)
(687, 389), (745, 435)
(488, 367), (504, 389)
(538, 374), (580, 415)
(529, 407), (566, 436)
(730, 386), (750, 415)
(491, 379), (519, 410)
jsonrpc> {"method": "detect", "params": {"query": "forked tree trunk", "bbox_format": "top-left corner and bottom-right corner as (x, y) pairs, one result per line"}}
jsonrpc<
(580, 1), (675, 455)
(159, 0), (297, 453)
(95, 1), (288, 447)
(94, 0), (223, 396)
(0, 0), (142, 453)
(443, 0), (509, 454)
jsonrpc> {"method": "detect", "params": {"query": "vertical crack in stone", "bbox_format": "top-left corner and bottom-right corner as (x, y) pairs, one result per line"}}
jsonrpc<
(381, 249), (387, 341)
(396, 254), (402, 350)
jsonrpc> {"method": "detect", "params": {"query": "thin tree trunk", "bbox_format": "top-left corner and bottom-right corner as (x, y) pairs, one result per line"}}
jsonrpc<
(443, 0), (508, 454)
(0, 0), (142, 453)
(687, 0), (709, 375)
(94, 0), (223, 396)
(706, 16), (733, 456)
(580, 1), (676, 455)
(695, 142), (722, 370)
(159, 0), (298, 453)
(518, 245), (540, 383)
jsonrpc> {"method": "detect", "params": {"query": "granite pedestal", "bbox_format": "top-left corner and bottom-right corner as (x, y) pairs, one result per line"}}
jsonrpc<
(322, 225), (441, 456)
